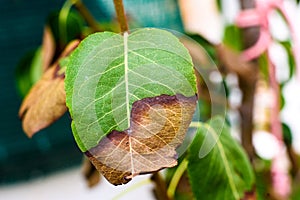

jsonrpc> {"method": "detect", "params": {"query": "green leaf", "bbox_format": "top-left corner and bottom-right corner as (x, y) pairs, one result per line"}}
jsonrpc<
(282, 122), (293, 147)
(279, 41), (296, 83)
(223, 25), (242, 51)
(47, 10), (84, 49)
(187, 117), (255, 200)
(216, 0), (222, 11)
(15, 48), (43, 97)
(65, 28), (197, 152)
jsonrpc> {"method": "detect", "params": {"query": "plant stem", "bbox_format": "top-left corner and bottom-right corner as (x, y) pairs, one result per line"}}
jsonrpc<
(267, 51), (282, 141)
(71, 0), (103, 32)
(59, 0), (74, 46)
(167, 159), (189, 199)
(113, 0), (129, 33)
(151, 172), (170, 200)
(238, 0), (260, 162)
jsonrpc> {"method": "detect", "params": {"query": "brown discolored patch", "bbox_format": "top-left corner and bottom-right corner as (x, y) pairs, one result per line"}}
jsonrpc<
(19, 40), (80, 137)
(85, 94), (197, 185)
(242, 190), (257, 200)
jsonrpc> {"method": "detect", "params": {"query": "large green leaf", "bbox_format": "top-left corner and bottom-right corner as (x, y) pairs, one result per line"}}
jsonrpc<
(187, 117), (255, 200)
(65, 28), (197, 152)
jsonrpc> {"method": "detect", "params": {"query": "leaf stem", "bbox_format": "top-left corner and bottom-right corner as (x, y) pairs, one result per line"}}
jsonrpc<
(113, 0), (129, 33)
(189, 121), (203, 128)
(71, 0), (103, 32)
(59, 0), (74, 46)
(238, 0), (259, 162)
(151, 172), (170, 200)
(167, 158), (189, 199)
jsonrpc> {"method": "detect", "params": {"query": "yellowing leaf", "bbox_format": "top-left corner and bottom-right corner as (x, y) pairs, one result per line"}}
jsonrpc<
(86, 94), (197, 185)
(19, 40), (80, 137)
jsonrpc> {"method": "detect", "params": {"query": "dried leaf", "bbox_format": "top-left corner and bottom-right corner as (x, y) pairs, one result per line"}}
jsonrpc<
(19, 40), (80, 137)
(19, 65), (66, 137)
(86, 94), (197, 185)
(41, 26), (56, 71)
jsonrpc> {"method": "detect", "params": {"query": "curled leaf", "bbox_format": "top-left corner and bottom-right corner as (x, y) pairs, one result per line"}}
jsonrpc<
(19, 40), (80, 137)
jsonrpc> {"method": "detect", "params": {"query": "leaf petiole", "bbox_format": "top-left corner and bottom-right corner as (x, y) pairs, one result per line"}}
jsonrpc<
(167, 158), (189, 199)
(113, 0), (129, 33)
(189, 121), (204, 128)
(58, 0), (74, 45)
(71, 0), (103, 32)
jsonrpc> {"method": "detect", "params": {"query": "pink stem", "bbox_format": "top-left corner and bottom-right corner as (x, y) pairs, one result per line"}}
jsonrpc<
(242, 30), (272, 61)
(236, 10), (261, 27)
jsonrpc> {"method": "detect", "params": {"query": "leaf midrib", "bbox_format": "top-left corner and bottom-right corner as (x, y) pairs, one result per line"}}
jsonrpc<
(123, 32), (135, 176)
(123, 32), (130, 127)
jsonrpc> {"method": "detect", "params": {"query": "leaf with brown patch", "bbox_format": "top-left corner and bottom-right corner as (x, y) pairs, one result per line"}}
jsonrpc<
(65, 29), (197, 185)
(86, 94), (197, 185)
(19, 40), (80, 137)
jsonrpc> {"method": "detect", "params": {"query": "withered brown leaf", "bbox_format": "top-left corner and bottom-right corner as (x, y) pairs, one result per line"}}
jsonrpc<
(85, 94), (197, 185)
(19, 40), (80, 137)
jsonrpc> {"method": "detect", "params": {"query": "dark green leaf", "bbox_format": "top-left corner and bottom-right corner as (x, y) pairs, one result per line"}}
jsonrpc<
(223, 25), (242, 51)
(279, 41), (296, 83)
(216, 0), (222, 11)
(282, 122), (293, 147)
(187, 117), (255, 200)
(47, 10), (84, 50)
(15, 48), (43, 97)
